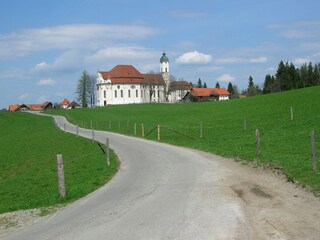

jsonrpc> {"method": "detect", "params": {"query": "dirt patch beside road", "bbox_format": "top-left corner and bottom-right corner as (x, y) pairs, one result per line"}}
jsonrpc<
(197, 151), (320, 239)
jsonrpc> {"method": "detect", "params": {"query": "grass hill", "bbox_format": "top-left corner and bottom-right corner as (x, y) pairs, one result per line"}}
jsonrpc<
(0, 113), (118, 214)
(50, 86), (320, 195)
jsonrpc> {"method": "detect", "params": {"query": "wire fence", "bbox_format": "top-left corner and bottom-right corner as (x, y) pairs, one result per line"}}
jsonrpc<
(64, 116), (318, 175)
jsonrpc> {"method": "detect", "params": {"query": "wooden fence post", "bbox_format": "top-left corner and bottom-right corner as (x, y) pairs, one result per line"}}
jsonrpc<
(134, 123), (137, 135)
(92, 128), (95, 142)
(106, 138), (110, 166)
(291, 107), (294, 121)
(157, 125), (160, 141)
(57, 154), (66, 198)
(200, 121), (203, 139)
(142, 123), (145, 138)
(256, 129), (261, 158)
(109, 120), (111, 129)
(311, 130), (317, 171)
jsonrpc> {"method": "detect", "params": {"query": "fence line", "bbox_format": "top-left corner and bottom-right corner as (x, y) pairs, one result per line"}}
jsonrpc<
(64, 118), (318, 174)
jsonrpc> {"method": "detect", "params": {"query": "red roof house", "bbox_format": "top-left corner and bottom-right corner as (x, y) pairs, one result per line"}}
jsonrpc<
(8, 102), (54, 112)
(59, 98), (71, 109)
(184, 88), (230, 102)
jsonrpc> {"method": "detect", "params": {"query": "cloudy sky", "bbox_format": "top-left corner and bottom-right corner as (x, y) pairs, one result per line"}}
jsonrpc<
(1, 0), (320, 108)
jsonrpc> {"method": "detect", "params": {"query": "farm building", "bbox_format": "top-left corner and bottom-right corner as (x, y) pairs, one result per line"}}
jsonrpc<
(59, 98), (81, 109)
(183, 88), (230, 102)
(9, 102), (54, 112)
(168, 81), (192, 102)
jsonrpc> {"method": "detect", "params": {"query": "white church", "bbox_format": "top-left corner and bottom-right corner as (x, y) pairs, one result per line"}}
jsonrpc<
(96, 52), (171, 106)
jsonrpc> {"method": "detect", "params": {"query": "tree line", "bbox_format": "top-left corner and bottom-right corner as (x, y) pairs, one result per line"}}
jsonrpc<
(263, 61), (320, 94)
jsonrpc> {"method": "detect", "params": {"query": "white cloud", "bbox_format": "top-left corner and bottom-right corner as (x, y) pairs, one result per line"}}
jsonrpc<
(86, 46), (158, 63)
(0, 24), (158, 59)
(215, 56), (267, 64)
(292, 58), (310, 65)
(30, 61), (50, 74)
(217, 74), (235, 82)
(18, 93), (29, 100)
(268, 20), (320, 39)
(265, 67), (276, 72)
(176, 51), (212, 64)
(249, 56), (268, 63)
(293, 58), (309, 65)
(37, 79), (56, 86)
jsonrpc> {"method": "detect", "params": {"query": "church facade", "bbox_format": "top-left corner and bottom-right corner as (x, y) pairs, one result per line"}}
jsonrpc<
(96, 52), (171, 106)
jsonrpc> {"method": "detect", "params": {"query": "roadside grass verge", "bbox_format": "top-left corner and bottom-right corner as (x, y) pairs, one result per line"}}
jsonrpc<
(48, 86), (320, 195)
(0, 112), (118, 214)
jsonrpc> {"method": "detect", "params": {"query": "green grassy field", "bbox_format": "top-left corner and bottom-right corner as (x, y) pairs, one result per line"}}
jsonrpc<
(49, 86), (320, 195)
(0, 112), (118, 214)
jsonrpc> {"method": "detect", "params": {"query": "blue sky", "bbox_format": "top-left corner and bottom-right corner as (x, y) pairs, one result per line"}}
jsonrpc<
(1, 0), (320, 108)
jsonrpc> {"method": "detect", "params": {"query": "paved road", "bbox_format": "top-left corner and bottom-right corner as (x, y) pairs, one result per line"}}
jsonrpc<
(6, 115), (247, 239)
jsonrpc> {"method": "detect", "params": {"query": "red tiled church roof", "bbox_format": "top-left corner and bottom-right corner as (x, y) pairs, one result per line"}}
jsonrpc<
(99, 65), (165, 85)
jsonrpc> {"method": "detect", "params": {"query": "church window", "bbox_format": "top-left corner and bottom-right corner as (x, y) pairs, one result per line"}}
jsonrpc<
(141, 90), (143, 98)
(165, 68), (167, 72)
(121, 90), (123, 98)
(128, 90), (131, 98)
(136, 90), (138, 97)
(158, 90), (160, 98)
(104, 90), (106, 98)
(115, 90), (117, 98)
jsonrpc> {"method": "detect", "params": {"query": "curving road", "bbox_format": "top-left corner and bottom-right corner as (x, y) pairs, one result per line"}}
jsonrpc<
(5, 115), (249, 239)
(5, 114), (320, 239)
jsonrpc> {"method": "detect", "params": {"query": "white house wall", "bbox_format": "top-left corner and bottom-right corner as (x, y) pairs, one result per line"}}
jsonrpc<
(97, 78), (165, 106)
(169, 89), (189, 103)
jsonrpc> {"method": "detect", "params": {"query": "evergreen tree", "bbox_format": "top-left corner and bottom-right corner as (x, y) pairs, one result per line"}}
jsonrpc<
(227, 82), (234, 95)
(197, 78), (203, 88)
(247, 75), (256, 96)
(203, 82), (207, 88)
(307, 62), (314, 87)
(215, 81), (220, 88)
(263, 74), (274, 94)
(313, 63), (320, 86)
(299, 63), (308, 88)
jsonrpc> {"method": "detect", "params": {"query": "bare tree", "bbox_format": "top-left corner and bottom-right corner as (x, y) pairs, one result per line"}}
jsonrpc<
(76, 70), (95, 108)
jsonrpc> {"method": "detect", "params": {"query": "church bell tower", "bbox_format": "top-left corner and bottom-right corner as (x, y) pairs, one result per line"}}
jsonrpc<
(160, 51), (170, 98)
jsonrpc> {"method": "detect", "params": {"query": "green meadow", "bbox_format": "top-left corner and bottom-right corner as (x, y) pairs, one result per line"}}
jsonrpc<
(50, 86), (320, 195)
(0, 113), (118, 214)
